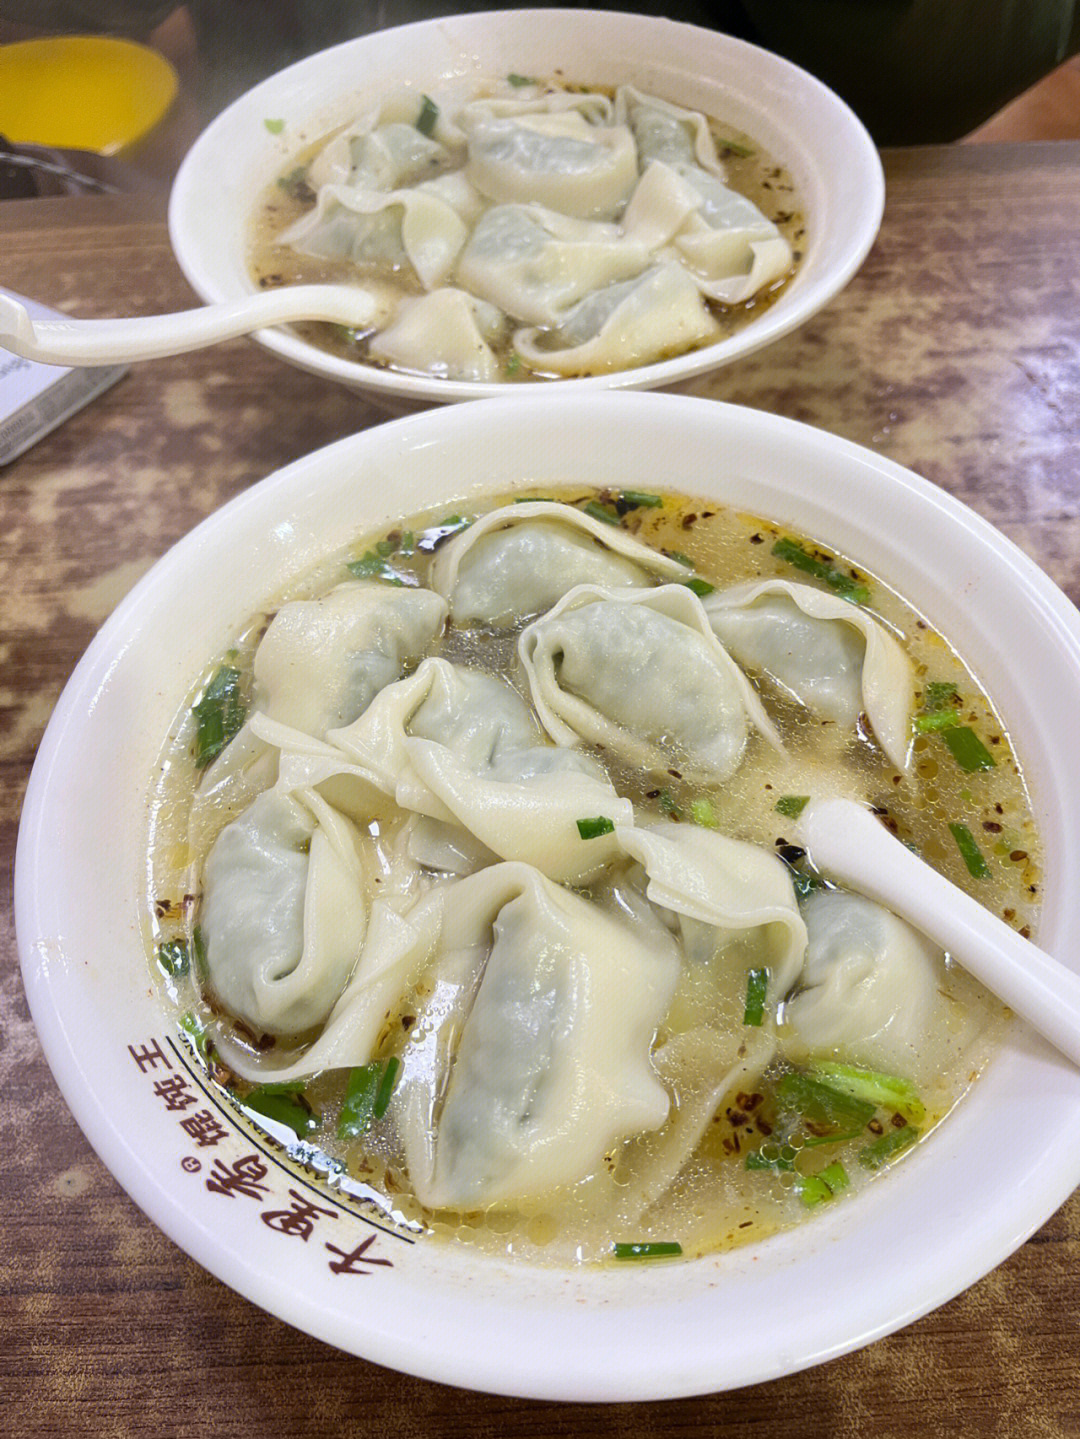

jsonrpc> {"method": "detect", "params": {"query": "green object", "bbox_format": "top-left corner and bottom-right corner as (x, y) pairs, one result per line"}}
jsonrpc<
(743, 967), (769, 1026)
(243, 1085), (319, 1137)
(810, 1062), (926, 1125)
(263, 117), (285, 134)
(745, 1143), (796, 1173)
(658, 789), (682, 819)
(192, 665), (246, 769)
(950, 822), (991, 878)
(576, 816), (615, 840)
(859, 1124), (919, 1170)
(689, 797), (719, 829)
(798, 1161), (850, 1208)
(915, 710), (961, 733)
(776, 1072), (876, 1137)
(718, 138), (755, 157)
(179, 1010), (209, 1059)
(612, 1241), (683, 1260)
(942, 727), (997, 772)
(346, 551), (406, 585)
(156, 940), (189, 978)
(667, 550), (694, 567)
(682, 577), (716, 598)
(619, 490), (663, 509)
(507, 73), (536, 87)
(416, 94), (438, 136)
(338, 1058), (400, 1140)
(771, 537), (870, 604)
(583, 500), (620, 526)
(789, 869), (825, 901)
(775, 795), (810, 819)
(923, 681), (958, 711)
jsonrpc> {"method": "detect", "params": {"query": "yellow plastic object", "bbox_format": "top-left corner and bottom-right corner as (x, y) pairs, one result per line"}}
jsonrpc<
(0, 36), (179, 155)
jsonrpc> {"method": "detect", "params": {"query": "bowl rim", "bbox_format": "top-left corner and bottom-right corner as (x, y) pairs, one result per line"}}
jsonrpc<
(168, 6), (885, 402)
(16, 392), (1080, 1400)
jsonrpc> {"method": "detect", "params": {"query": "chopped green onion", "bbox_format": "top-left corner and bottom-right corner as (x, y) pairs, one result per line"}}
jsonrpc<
(809, 1062), (926, 1125)
(507, 72), (536, 87)
(798, 1161), (849, 1208)
(950, 821), (991, 878)
(942, 727), (997, 772)
(915, 710), (961, 733)
(156, 940), (189, 978)
(504, 352), (523, 376)
(790, 870), (824, 901)
(583, 500), (620, 526)
(338, 1058), (399, 1140)
(612, 1241), (683, 1260)
(346, 551), (406, 585)
(682, 577), (716, 598)
(658, 789), (682, 819)
(192, 665), (246, 769)
(191, 926), (208, 982)
(745, 1143), (796, 1173)
(263, 117), (285, 134)
(243, 1085), (319, 1137)
(416, 94), (439, 136)
(858, 1124), (918, 1170)
(179, 1010), (209, 1059)
(719, 138), (755, 157)
(923, 681), (958, 711)
(576, 815), (615, 840)
(276, 165), (311, 200)
(375, 537), (396, 557)
(776, 1072), (875, 1137)
(775, 794), (810, 820)
(399, 530), (415, 555)
(689, 797), (718, 828)
(619, 490), (663, 509)
(743, 967), (769, 1026)
(771, 537), (870, 604)
(667, 550), (694, 567)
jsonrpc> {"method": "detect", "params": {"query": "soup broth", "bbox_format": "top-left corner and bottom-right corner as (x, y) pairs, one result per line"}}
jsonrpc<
(146, 486), (1038, 1266)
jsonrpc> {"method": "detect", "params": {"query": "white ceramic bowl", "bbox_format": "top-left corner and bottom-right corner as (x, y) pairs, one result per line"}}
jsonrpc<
(168, 8), (884, 406)
(16, 394), (1080, 1400)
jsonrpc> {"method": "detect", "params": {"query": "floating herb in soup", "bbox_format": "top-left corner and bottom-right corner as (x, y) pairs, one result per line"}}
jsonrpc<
(249, 78), (804, 382)
(146, 488), (1039, 1265)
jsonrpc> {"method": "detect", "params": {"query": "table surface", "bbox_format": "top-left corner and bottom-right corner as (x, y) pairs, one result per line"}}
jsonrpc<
(3, 141), (1080, 1439)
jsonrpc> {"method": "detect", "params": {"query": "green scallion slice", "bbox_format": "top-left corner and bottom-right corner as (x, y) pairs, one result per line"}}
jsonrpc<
(338, 1057), (400, 1140)
(790, 869), (824, 901)
(507, 72), (536, 87)
(416, 94), (439, 136)
(682, 577), (715, 598)
(745, 1143), (796, 1173)
(771, 537), (869, 604)
(743, 967), (769, 1026)
(612, 1241), (683, 1261)
(658, 789), (682, 819)
(619, 490), (664, 509)
(923, 681), (958, 711)
(192, 665), (246, 769)
(576, 815), (615, 840)
(775, 794), (810, 820)
(346, 551), (406, 585)
(156, 940), (189, 978)
(667, 550), (694, 567)
(914, 710), (961, 733)
(942, 727), (997, 772)
(858, 1124), (919, 1170)
(798, 1161), (849, 1208)
(949, 821), (991, 878)
(810, 1062), (925, 1124)
(263, 117), (285, 134)
(179, 1010), (209, 1059)
(776, 1072), (876, 1135)
(243, 1086), (319, 1137)
(689, 797), (718, 829)
(583, 500), (620, 526)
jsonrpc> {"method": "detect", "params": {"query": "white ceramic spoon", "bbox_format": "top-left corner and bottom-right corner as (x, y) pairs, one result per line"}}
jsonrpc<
(0, 287), (379, 367)
(797, 797), (1080, 1068)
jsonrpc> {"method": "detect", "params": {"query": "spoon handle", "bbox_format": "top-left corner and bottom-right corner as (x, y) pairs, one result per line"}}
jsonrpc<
(0, 287), (377, 366)
(798, 797), (1080, 1068)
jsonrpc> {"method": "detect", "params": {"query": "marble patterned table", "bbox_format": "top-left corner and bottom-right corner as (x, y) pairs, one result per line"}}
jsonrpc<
(2, 141), (1080, 1438)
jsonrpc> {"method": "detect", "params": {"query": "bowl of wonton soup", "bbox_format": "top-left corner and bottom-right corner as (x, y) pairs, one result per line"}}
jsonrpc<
(16, 392), (1080, 1401)
(168, 8), (883, 406)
